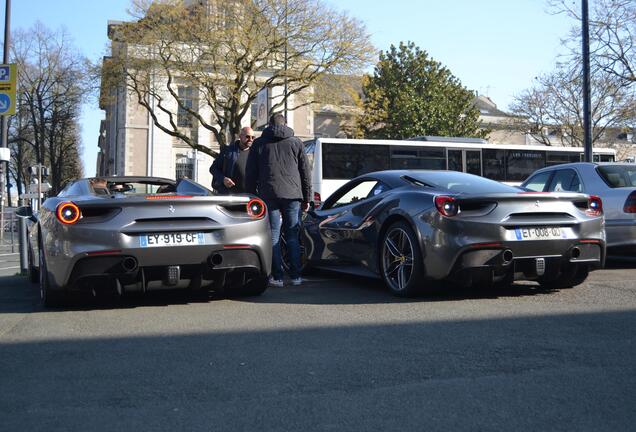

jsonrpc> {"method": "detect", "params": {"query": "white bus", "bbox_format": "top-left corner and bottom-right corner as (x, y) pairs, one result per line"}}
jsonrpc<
(304, 137), (616, 202)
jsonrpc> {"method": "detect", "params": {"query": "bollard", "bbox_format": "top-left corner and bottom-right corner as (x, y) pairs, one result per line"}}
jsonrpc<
(18, 214), (28, 273)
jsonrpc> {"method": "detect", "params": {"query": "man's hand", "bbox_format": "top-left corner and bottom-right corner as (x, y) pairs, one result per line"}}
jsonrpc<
(302, 201), (311, 212)
(223, 177), (236, 188)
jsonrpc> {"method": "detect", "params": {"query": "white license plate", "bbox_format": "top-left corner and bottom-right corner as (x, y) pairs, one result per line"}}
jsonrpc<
(140, 233), (205, 248)
(513, 227), (564, 241)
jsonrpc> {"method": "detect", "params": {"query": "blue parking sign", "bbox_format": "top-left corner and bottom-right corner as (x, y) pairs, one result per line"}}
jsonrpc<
(0, 94), (10, 114)
(0, 66), (9, 82)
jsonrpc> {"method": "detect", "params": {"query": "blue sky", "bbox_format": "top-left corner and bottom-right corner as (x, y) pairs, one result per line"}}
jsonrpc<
(8, 0), (575, 176)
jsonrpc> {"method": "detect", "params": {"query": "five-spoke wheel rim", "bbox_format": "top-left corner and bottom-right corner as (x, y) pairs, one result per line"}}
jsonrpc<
(382, 228), (414, 292)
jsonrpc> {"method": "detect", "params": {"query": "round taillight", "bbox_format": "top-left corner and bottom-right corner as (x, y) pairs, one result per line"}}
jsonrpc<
(246, 198), (266, 219)
(56, 202), (81, 225)
(435, 196), (458, 217)
(587, 195), (603, 217)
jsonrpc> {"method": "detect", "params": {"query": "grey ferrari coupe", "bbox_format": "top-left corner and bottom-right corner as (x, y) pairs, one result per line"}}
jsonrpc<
(18, 176), (272, 306)
(300, 170), (605, 297)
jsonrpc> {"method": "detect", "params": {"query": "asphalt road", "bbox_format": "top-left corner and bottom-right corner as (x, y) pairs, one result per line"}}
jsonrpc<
(1, 262), (635, 432)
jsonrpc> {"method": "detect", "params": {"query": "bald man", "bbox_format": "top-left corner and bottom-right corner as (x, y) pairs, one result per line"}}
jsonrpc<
(210, 126), (255, 194)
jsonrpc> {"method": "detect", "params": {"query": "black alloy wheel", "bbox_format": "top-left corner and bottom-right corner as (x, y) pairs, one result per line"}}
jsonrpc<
(380, 221), (425, 297)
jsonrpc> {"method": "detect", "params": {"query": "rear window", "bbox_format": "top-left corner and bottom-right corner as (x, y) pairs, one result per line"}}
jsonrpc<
(597, 165), (636, 188)
(405, 171), (520, 194)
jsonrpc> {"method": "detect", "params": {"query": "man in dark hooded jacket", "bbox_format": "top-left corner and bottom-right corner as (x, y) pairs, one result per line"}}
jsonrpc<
(246, 113), (312, 287)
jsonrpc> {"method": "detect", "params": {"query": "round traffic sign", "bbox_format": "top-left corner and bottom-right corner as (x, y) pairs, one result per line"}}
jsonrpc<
(0, 94), (10, 114)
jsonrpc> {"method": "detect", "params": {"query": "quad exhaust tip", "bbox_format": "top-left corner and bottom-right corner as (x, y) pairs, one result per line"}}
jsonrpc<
(571, 247), (581, 259)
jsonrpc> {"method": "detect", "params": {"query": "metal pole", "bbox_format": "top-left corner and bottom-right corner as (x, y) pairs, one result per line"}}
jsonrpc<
(582, 0), (593, 162)
(37, 165), (41, 209)
(17, 86), (26, 272)
(0, 0), (11, 242)
(283, 0), (288, 122)
(18, 209), (26, 271)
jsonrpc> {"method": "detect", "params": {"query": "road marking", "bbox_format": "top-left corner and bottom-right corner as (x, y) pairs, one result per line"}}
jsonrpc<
(0, 266), (19, 270)
(0, 253), (18, 257)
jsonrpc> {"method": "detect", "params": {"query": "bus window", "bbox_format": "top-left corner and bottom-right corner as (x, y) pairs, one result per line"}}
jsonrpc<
(448, 149), (462, 172)
(322, 143), (390, 179)
(482, 149), (505, 181)
(546, 152), (580, 166)
(466, 150), (481, 176)
(600, 154), (615, 162)
(506, 150), (546, 182)
(390, 146), (445, 170)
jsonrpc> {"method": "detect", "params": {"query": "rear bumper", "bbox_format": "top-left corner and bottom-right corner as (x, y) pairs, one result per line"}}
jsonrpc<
(449, 241), (604, 283)
(65, 247), (266, 290)
(44, 218), (272, 290)
(416, 213), (605, 281)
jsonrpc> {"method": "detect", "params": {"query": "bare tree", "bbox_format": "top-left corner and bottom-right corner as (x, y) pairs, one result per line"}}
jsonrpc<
(510, 61), (635, 147)
(550, 0), (636, 85)
(11, 23), (87, 194)
(102, 0), (375, 156)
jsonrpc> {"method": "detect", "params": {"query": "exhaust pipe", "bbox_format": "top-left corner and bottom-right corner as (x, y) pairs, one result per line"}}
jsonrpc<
(208, 253), (223, 267)
(122, 257), (138, 272)
(571, 247), (581, 259)
(502, 249), (514, 266)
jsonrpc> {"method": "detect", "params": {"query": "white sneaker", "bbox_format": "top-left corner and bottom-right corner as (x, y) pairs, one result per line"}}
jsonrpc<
(291, 277), (303, 286)
(269, 278), (284, 287)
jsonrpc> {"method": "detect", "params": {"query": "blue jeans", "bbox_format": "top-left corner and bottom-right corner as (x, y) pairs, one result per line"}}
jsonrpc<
(266, 198), (301, 280)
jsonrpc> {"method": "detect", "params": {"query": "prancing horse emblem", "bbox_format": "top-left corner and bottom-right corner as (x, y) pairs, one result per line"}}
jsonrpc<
(535, 200), (540, 207)
(168, 205), (176, 214)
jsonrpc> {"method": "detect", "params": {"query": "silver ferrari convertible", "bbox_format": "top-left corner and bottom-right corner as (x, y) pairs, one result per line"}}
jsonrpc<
(18, 176), (272, 306)
(300, 170), (605, 297)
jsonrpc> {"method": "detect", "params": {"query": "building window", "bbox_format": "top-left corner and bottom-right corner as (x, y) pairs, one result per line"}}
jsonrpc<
(175, 154), (194, 179)
(177, 86), (196, 128)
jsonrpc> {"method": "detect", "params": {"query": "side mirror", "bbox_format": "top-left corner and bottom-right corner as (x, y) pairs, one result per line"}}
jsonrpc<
(15, 206), (33, 219)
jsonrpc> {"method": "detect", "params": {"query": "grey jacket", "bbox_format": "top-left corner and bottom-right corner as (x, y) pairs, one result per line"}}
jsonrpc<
(245, 124), (312, 202)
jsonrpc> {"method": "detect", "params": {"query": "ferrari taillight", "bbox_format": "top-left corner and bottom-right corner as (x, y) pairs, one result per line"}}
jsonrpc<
(586, 195), (603, 217)
(435, 196), (458, 217)
(56, 202), (81, 225)
(313, 192), (321, 204)
(624, 191), (636, 213)
(247, 198), (266, 219)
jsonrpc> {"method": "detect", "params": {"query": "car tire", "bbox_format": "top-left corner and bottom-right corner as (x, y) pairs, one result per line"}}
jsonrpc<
(380, 221), (426, 297)
(539, 265), (589, 289)
(39, 246), (65, 308)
